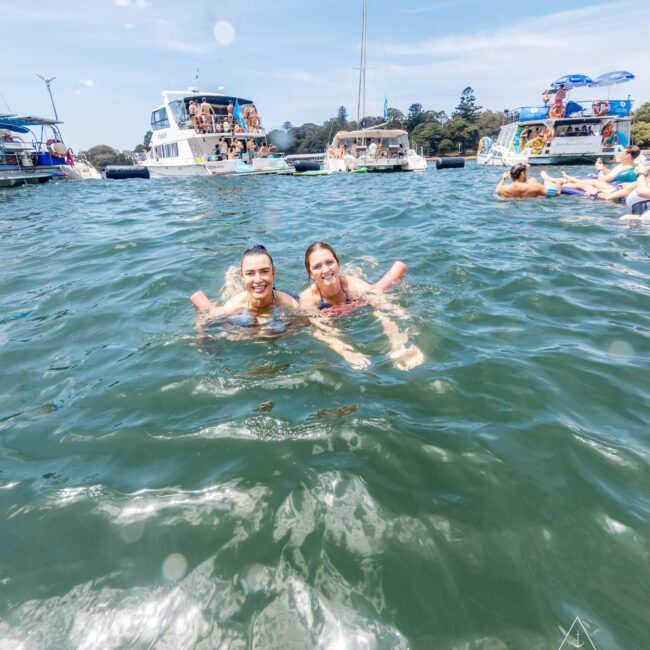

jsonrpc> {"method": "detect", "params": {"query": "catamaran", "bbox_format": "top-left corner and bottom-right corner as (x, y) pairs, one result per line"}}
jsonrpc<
(143, 88), (292, 177)
(320, 0), (427, 174)
(478, 71), (636, 166)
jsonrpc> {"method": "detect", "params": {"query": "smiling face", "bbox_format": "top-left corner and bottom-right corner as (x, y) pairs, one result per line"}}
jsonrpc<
(307, 247), (341, 296)
(241, 253), (275, 304)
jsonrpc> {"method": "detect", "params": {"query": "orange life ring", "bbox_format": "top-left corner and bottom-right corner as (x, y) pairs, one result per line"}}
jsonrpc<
(601, 123), (614, 138)
(543, 126), (554, 142)
(530, 137), (545, 152)
(549, 104), (565, 119)
(46, 138), (67, 158)
(593, 100), (609, 116)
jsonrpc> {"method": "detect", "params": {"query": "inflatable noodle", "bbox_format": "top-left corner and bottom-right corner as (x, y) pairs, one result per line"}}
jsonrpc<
(374, 261), (407, 292)
(190, 261), (407, 311)
(190, 291), (215, 312)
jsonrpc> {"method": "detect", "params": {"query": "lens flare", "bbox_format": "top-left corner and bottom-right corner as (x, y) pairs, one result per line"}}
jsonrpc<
(213, 21), (236, 46)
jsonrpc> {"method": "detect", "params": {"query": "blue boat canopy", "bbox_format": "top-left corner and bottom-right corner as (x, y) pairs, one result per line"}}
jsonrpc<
(0, 121), (31, 134)
(551, 74), (594, 89)
(589, 71), (635, 87)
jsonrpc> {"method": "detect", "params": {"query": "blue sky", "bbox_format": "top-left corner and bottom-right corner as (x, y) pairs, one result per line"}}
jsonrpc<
(3, 0), (649, 150)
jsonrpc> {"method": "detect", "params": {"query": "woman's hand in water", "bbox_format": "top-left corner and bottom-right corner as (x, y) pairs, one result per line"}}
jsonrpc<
(390, 344), (424, 371)
(339, 344), (371, 370)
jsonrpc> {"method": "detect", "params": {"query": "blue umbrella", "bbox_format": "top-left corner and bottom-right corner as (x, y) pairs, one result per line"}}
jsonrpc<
(589, 71), (635, 87)
(551, 74), (594, 89)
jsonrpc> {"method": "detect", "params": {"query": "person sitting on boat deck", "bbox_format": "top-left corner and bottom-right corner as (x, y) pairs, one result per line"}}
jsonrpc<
(269, 144), (278, 155)
(228, 147), (237, 160)
(196, 245), (300, 335)
(258, 143), (270, 158)
(587, 125), (594, 136)
(496, 164), (562, 199)
(214, 119), (223, 133)
(299, 242), (424, 370)
(223, 119), (231, 134)
(188, 100), (201, 133)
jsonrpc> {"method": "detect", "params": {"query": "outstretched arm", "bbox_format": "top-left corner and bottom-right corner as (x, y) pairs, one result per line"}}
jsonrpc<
(348, 277), (423, 370)
(309, 317), (370, 369)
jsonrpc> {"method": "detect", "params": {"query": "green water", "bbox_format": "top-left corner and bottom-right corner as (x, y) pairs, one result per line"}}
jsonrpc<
(1, 166), (649, 649)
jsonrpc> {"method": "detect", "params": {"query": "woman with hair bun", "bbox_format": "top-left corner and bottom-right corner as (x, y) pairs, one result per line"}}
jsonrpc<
(192, 244), (299, 336)
(300, 242), (423, 370)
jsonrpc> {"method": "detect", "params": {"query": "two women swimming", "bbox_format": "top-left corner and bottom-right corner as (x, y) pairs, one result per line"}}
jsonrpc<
(192, 243), (423, 370)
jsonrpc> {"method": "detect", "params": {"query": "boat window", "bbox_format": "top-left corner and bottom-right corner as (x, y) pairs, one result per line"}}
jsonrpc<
(151, 108), (170, 131)
(155, 143), (178, 158)
(168, 100), (186, 126)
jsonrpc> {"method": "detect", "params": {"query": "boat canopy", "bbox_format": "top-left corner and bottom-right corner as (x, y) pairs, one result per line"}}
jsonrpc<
(334, 129), (407, 140)
(589, 71), (635, 87)
(2, 115), (62, 126)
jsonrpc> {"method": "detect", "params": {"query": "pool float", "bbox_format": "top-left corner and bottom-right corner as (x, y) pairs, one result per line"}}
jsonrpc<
(190, 261), (407, 312)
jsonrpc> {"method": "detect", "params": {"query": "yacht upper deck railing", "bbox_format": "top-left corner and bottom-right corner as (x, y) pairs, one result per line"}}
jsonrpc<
(506, 99), (633, 123)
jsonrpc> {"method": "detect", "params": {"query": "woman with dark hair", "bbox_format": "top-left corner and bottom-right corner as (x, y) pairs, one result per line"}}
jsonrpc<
(299, 242), (423, 370)
(194, 245), (299, 333)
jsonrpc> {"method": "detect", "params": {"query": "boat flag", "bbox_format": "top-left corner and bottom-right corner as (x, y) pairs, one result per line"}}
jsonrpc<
(234, 99), (246, 130)
(383, 96), (389, 122)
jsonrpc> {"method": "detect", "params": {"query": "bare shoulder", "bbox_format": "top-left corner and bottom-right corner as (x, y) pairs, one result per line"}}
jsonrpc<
(299, 286), (318, 309)
(221, 292), (248, 314)
(345, 275), (374, 297)
(276, 291), (300, 309)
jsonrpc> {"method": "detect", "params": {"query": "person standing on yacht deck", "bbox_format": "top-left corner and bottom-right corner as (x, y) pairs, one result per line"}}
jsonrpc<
(227, 101), (234, 129)
(200, 98), (215, 133)
(368, 140), (377, 158)
(188, 100), (200, 133)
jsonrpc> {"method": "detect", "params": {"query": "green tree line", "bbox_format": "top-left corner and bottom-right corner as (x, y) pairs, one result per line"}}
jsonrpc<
(269, 88), (505, 156)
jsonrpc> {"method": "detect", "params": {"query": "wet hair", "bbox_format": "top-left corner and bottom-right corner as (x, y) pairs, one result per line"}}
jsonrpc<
(241, 244), (273, 269)
(304, 242), (340, 275)
(625, 145), (641, 160)
(510, 163), (527, 181)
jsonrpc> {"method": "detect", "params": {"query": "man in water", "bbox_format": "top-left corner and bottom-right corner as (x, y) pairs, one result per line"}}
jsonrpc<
(496, 164), (561, 199)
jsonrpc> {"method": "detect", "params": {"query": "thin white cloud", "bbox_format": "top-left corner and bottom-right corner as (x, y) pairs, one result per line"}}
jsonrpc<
(115, 0), (151, 8)
(369, 0), (649, 113)
(80, 79), (95, 88)
(124, 23), (135, 29)
(74, 90), (83, 96)
(400, 1), (461, 15)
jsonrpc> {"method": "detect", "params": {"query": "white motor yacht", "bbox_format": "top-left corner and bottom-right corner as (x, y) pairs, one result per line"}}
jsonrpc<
(144, 89), (292, 177)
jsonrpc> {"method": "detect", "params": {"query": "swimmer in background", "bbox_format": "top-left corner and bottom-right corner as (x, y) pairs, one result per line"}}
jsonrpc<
(300, 242), (424, 370)
(496, 164), (563, 199)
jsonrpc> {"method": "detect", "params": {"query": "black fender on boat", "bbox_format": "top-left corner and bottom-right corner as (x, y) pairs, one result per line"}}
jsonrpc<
(435, 157), (465, 170)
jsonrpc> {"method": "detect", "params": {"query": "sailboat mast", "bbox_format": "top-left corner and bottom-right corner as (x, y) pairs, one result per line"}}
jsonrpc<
(356, 0), (367, 128)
